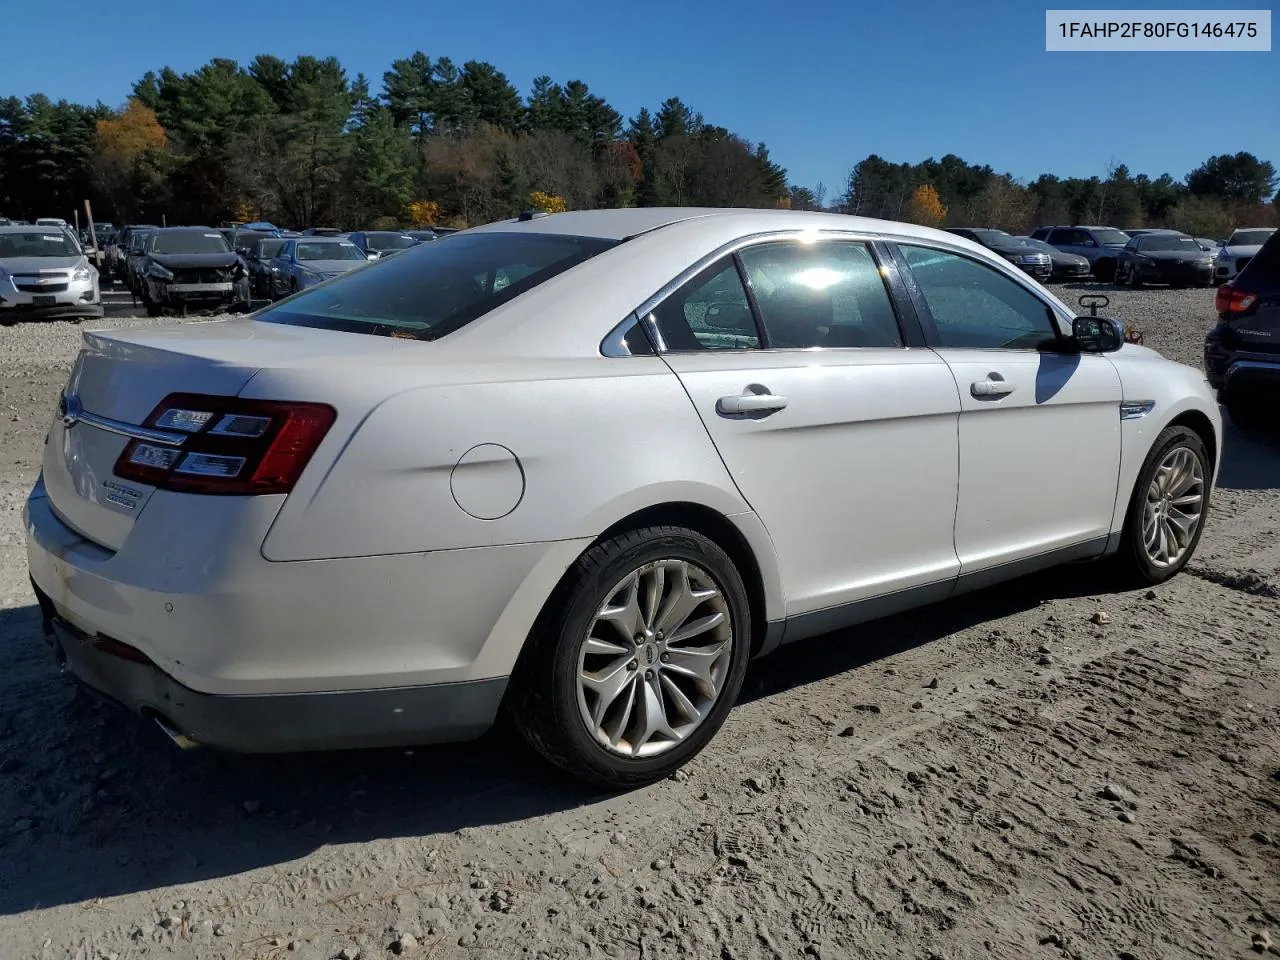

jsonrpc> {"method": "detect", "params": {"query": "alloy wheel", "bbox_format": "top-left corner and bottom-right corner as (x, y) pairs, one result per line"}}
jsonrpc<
(576, 559), (733, 758)
(1142, 446), (1205, 568)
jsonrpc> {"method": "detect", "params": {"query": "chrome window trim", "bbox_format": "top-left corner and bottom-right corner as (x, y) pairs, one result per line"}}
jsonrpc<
(602, 227), (1074, 358)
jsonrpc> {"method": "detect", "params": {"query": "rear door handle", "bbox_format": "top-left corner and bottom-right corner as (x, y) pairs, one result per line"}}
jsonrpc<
(716, 393), (789, 415)
(970, 374), (1015, 398)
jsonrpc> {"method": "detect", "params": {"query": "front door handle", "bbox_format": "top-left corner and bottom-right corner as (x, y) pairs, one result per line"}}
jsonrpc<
(717, 392), (789, 415)
(970, 373), (1015, 399)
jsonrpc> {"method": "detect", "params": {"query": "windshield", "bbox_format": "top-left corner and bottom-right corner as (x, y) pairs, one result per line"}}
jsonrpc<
(259, 232), (618, 341)
(0, 231), (81, 258)
(1093, 229), (1130, 245)
(257, 239), (286, 259)
(367, 233), (417, 251)
(1018, 237), (1054, 253)
(969, 229), (1016, 246)
(151, 231), (231, 255)
(1137, 234), (1204, 252)
(298, 240), (366, 261)
(1229, 229), (1275, 246)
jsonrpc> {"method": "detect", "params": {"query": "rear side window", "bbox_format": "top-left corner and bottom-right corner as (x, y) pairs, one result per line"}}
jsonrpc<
(738, 241), (902, 348)
(257, 232), (618, 341)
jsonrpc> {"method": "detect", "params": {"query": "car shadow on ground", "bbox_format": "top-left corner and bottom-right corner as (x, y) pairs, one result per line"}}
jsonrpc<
(2, 423), (1276, 916)
(1215, 411), (1280, 491)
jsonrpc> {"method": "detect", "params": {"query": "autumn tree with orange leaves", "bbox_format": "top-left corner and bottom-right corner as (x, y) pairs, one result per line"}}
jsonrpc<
(904, 183), (947, 226)
(93, 98), (170, 221)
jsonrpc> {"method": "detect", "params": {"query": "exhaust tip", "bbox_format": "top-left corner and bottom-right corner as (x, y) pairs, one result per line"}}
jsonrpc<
(151, 714), (201, 750)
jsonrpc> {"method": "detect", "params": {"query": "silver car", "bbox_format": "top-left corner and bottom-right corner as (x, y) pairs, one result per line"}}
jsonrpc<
(268, 237), (369, 298)
(0, 226), (103, 324)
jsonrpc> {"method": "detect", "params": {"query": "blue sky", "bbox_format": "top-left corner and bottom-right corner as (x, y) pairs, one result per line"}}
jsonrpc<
(2, 0), (1276, 193)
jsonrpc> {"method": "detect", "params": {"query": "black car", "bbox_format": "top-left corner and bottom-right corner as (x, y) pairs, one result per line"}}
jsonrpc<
(349, 230), (420, 260)
(138, 227), (250, 316)
(1016, 237), (1091, 282)
(243, 236), (288, 299)
(944, 228), (1052, 280)
(1114, 231), (1215, 288)
(1204, 229), (1280, 430)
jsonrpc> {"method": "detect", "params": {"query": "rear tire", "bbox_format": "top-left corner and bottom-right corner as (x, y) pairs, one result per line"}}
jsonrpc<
(1112, 426), (1210, 586)
(508, 525), (752, 788)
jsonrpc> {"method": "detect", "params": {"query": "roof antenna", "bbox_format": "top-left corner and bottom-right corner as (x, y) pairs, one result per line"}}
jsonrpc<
(517, 210), (551, 222)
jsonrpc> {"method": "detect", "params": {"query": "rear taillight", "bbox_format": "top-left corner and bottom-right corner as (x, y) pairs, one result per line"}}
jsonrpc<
(1215, 284), (1257, 315)
(113, 393), (336, 495)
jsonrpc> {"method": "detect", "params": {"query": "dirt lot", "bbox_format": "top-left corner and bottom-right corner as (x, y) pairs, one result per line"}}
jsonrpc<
(1, 285), (1277, 960)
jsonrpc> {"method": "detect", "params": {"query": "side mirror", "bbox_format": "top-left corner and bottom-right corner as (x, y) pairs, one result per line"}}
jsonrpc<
(1072, 315), (1124, 353)
(366, 251), (380, 261)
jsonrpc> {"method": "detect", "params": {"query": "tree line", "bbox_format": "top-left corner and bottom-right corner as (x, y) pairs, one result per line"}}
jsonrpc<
(0, 51), (1275, 236)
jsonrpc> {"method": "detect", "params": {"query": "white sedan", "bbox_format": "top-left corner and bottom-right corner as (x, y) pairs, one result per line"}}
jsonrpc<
(25, 208), (1220, 786)
(1213, 227), (1277, 284)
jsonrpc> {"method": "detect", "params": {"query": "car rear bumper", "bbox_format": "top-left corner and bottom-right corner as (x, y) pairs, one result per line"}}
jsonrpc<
(39, 606), (507, 752)
(25, 477), (590, 704)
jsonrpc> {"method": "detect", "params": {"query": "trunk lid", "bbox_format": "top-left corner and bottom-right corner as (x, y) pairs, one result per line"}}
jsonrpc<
(42, 318), (395, 551)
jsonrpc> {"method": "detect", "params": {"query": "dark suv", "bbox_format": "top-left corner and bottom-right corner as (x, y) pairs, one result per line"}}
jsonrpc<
(1029, 225), (1131, 281)
(1204, 229), (1280, 430)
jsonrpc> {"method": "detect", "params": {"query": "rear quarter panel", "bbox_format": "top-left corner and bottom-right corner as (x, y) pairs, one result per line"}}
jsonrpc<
(253, 356), (768, 564)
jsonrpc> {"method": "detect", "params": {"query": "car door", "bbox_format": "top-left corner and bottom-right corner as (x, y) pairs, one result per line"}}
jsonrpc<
(651, 236), (963, 626)
(892, 241), (1122, 580)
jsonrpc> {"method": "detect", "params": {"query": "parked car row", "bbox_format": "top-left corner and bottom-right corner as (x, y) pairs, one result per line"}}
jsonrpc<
(24, 207), (1227, 786)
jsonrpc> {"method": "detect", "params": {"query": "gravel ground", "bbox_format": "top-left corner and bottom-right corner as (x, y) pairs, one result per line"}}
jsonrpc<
(1, 284), (1277, 960)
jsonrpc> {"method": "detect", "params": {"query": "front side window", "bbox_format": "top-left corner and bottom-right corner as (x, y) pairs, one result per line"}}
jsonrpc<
(738, 241), (902, 348)
(258, 231), (617, 341)
(900, 244), (1058, 350)
(649, 258), (760, 351)
(1050, 228), (1088, 246)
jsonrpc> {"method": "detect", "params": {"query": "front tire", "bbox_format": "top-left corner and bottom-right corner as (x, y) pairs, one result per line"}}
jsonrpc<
(508, 525), (752, 788)
(1113, 426), (1210, 586)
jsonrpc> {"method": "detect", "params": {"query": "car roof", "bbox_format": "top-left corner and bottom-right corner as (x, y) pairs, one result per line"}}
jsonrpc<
(462, 207), (977, 246)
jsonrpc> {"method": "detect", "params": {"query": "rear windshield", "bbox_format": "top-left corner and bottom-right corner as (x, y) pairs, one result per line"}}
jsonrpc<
(257, 231), (618, 341)
(151, 231), (231, 255)
(257, 239), (286, 258)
